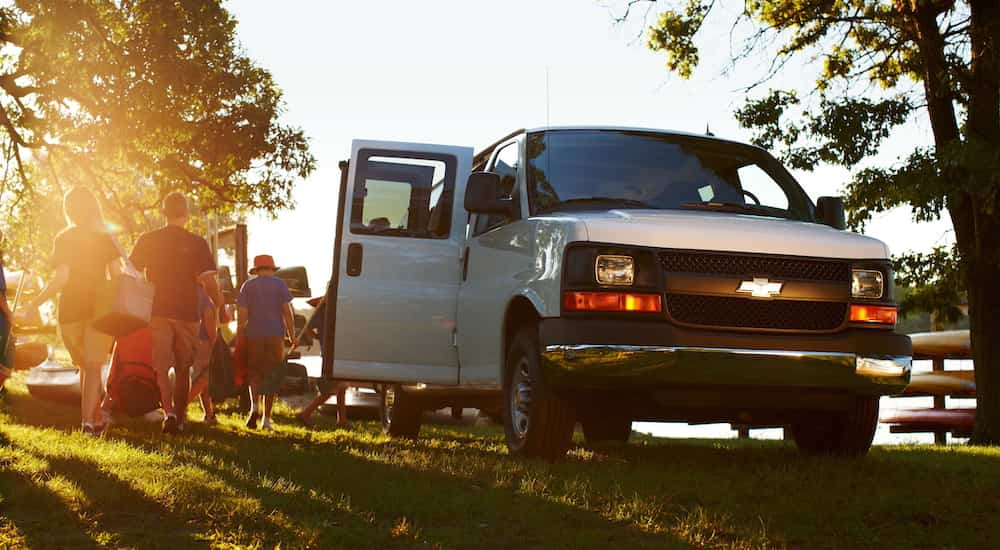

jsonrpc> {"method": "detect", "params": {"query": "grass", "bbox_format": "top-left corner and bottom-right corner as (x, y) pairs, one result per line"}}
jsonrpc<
(2, 371), (999, 549)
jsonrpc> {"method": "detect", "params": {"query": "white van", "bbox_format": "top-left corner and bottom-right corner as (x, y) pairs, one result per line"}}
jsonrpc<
(320, 127), (912, 460)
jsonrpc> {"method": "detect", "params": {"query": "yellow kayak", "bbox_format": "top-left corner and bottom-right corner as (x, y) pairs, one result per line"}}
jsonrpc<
(902, 370), (976, 398)
(910, 330), (972, 359)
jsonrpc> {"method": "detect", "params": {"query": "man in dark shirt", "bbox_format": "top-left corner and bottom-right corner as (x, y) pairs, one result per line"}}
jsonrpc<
(131, 192), (222, 434)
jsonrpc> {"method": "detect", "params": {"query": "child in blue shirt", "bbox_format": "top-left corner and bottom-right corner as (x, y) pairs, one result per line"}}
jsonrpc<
(237, 255), (295, 431)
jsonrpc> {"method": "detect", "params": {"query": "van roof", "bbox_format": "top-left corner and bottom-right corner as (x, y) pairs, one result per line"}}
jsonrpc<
(526, 125), (747, 144)
(474, 126), (760, 168)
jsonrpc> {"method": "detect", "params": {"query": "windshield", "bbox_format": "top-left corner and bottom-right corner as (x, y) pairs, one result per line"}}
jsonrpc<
(526, 130), (814, 221)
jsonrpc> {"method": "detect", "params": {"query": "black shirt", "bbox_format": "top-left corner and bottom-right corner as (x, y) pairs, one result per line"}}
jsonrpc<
(130, 226), (216, 322)
(51, 227), (119, 324)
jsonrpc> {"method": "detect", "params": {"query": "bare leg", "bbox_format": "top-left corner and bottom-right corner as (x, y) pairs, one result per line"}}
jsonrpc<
(188, 371), (209, 404)
(80, 362), (104, 426)
(263, 394), (275, 422)
(199, 393), (215, 419)
(245, 385), (261, 429)
(154, 366), (174, 416)
(79, 364), (89, 427)
(173, 363), (190, 424)
(299, 388), (335, 421)
(151, 322), (175, 418)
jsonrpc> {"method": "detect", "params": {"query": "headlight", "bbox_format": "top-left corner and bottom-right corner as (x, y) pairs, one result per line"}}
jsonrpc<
(595, 255), (634, 286)
(852, 269), (884, 299)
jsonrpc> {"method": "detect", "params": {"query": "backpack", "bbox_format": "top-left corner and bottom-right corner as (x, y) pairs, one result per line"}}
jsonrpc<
(208, 332), (240, 402)
(107, 328), (160, 417)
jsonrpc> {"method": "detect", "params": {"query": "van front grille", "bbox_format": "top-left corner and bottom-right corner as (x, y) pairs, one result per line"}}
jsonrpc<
(660, 252), (850, 282)
(665, 294), (848, 331)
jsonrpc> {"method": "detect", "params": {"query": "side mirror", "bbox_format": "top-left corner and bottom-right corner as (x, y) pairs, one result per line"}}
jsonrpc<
(464, 172), (514, 217)
(815, 196), (847, 230)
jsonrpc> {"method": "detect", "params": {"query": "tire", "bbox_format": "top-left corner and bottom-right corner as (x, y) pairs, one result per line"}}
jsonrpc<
(582, 417), (633, 446)
(380, 384), (422, 438)
(792, 397), (879, 457)
(503, 326), (576, 461)
(450, 407), (463, 420)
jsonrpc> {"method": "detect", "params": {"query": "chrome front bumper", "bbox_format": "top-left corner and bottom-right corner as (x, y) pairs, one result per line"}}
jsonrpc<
(541, 344), (911, 394)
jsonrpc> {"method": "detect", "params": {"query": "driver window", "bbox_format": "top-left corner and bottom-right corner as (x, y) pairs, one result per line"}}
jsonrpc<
(738, 164), (789, 210)
(473, 142), (519, 235)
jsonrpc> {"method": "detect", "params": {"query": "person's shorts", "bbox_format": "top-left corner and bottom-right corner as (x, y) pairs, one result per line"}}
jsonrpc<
(60, 321), (113, 368)
(247, 336), (285, 392)
(150, 317), (200, 374)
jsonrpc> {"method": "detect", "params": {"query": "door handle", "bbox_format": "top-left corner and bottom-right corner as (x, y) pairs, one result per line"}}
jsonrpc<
(346, 243), (363, 276)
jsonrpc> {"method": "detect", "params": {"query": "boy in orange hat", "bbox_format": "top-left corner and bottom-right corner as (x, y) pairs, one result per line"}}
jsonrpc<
(237, 254), (296, 430)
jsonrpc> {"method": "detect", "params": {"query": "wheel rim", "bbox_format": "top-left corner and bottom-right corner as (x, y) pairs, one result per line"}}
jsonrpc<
(510, 357), (533, 439)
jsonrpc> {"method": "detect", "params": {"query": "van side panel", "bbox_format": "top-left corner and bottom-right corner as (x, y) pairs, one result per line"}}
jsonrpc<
(456, 219), (586, 385)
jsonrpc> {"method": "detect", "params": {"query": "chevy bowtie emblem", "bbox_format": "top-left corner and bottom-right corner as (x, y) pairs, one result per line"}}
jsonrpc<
(737, 277), (783, 298)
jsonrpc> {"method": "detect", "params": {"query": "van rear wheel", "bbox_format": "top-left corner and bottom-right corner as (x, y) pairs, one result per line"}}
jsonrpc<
(792, 397), (879, 457)
(380, 384), (422, 438)
(504, 326), (575, 461)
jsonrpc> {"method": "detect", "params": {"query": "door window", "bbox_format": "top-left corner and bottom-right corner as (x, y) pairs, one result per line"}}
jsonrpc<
(473, 141), (519, 235)
(351, 151), (457, 238)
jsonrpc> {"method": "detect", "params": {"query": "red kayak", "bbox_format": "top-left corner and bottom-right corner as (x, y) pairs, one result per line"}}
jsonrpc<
(881, 408), (976, 432)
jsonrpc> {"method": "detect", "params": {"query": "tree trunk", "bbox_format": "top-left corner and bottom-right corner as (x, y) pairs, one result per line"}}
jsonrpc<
(966, 0), (1000, 444)
(968, 215), (1000, 444)
(910, 0), (1000, 445)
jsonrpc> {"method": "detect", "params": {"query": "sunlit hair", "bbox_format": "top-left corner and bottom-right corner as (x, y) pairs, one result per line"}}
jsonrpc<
(163, 192), (189, 220)
(63, 187), (105, 229)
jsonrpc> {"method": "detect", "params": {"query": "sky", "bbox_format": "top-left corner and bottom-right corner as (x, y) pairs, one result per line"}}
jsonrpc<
(226, 0), (954, 289)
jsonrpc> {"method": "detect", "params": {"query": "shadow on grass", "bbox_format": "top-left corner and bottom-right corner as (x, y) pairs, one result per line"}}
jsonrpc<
(5, 380), (1000, 548)
(0, 433), (103, 550)
(3, 390), (688, 548)
(4, 449), (208, 549)
(0, 471), (103, 550)
(121, 425), (684, 548)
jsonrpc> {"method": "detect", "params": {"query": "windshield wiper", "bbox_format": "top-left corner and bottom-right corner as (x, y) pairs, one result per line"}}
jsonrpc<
(541, 197), (657, 214)
(679, 201), (785, 218)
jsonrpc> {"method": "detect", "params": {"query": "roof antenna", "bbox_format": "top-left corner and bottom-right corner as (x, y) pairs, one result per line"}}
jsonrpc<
(705, 124), (715, 137)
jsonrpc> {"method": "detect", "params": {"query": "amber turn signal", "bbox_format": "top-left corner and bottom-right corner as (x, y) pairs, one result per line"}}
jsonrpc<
(849, 304), (898, 325)
(563, 291), (663, 313)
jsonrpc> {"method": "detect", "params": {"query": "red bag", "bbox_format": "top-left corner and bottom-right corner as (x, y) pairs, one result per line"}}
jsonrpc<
(233, 334), (248, 387)
(106, 328), (160, 417)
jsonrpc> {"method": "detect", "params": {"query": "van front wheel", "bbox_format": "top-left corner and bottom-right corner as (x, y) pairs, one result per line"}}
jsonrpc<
(380, 384), (422, 438)
(791, 396), (879, 457)
(504, 326), (575, 461)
